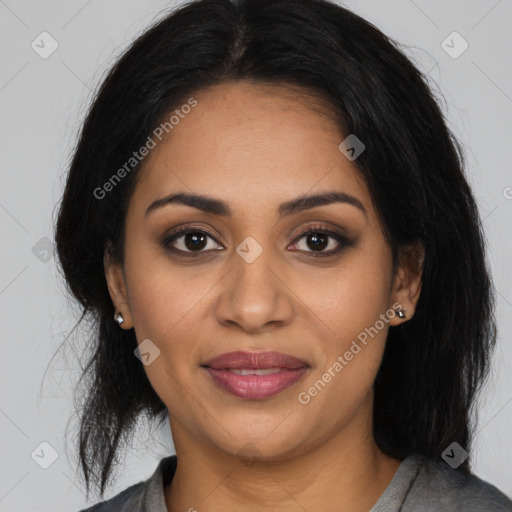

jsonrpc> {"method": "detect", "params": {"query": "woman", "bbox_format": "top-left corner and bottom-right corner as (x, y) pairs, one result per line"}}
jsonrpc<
(54, 0), (512, 510)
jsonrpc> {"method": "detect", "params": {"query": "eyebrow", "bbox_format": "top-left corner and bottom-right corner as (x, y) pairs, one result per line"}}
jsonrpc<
(145, 191), (367, 219)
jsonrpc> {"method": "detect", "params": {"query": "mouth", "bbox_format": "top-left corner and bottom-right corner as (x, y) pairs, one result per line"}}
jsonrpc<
(201, 350), (310, 400)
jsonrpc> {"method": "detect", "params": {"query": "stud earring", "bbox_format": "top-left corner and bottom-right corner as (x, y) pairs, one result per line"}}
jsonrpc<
(395, 307), (407, 319)
(114, 311), (124, 326)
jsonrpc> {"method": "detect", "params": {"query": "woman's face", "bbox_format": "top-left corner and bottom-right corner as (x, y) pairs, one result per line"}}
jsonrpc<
(105, 81), (421, 461)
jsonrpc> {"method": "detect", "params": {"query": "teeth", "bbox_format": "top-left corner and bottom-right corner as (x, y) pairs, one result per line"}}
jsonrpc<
(228, 368), (283, 376)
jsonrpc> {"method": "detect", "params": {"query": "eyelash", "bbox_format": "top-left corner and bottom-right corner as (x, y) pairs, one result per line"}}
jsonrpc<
(161, 224), (353, 259)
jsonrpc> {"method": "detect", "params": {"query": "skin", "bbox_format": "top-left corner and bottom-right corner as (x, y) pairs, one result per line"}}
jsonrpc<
(105, 81), (424, 512)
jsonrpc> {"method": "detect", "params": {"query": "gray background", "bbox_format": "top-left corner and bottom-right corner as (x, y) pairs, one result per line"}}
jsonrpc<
(0, 0), (511, 510)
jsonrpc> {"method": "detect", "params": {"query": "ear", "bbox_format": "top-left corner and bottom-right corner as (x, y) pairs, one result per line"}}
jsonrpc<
(388, 239), (424, 326)
(104, 242), (133, 329)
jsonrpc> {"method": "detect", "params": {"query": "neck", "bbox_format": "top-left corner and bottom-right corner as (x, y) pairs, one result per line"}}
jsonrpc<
(164, 414), (401, 512)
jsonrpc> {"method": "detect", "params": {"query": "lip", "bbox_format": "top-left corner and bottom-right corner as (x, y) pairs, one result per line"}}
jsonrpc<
(203, 350), (309, 370)
(202, 350), (310, 400)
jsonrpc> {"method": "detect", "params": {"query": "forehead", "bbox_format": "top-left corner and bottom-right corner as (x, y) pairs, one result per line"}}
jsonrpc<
(129, 81), (372, 218)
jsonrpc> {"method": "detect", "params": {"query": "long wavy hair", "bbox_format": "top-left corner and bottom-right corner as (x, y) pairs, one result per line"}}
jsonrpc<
(54, 0), (497, 500)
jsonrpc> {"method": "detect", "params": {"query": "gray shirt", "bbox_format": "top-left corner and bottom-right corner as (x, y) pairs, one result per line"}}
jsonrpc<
(78, 453), (512, 511)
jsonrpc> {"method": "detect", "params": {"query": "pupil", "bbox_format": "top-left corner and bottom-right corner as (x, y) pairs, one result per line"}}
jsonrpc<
(182, 232), (328, 252)
(185, 232), (207, 251)
(308, 233), (327, 251)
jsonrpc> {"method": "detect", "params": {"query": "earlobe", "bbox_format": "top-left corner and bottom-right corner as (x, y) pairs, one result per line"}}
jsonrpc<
(103, 245), (133, 329)
(389, 240), (424, 326)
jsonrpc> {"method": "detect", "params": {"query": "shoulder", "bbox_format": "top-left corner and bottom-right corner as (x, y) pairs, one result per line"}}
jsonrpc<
(76, 480), (147, 512)
(404, 454), (512, 511)
(76, 455), (176, 512)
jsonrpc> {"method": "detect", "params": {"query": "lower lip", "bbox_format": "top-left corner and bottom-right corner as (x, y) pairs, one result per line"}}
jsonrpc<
(203, 367), (309, 400)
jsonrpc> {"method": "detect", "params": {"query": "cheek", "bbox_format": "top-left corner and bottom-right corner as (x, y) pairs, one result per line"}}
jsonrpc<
(295, 241), (392, 400)
(123, 236), (197, 336)
(128, 273), (205, 355)
(122, 241), (219, 377)
(298, 343), (384, 431)
(293, 241), (392, 343)
(124, 258), (204, 407)
(298, 308), (390, 421)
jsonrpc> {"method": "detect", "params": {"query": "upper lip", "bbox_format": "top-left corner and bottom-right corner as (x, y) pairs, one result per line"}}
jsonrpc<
(202, 350), (309, 370)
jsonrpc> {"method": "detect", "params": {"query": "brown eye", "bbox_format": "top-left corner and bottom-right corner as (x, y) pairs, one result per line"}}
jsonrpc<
(303, 232), (330, 251)
(161, 224), (354, 259)
(181, 231), (208, 251)
(162, 227), (223, 256)
(289, 226), (353, 258)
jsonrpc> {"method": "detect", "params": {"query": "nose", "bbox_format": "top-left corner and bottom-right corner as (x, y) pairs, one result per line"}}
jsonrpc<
(213, 245), (295, 334)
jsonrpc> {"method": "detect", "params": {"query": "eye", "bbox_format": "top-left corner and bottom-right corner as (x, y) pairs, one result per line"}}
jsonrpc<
(161, 226), (223, 257)
(289, 225), (352, 258)
(161, 224), (353, 258)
